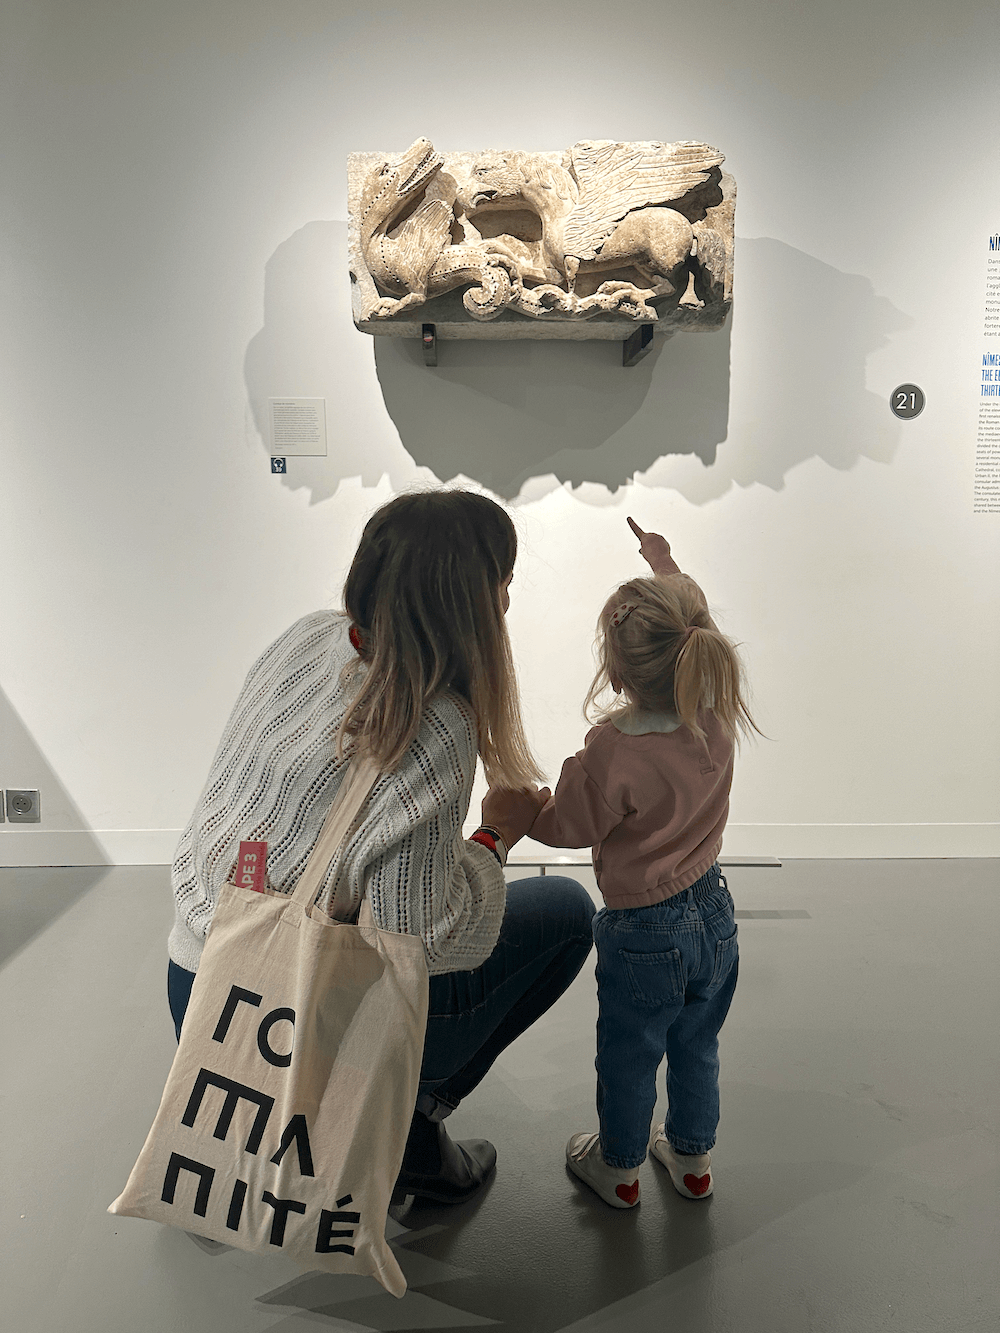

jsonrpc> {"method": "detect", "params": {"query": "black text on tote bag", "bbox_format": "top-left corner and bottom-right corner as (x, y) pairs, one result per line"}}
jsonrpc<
(109, 756), (429, 1298)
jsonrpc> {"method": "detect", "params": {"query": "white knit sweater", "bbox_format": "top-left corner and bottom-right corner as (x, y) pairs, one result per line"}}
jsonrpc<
(168, 610), (507, 976)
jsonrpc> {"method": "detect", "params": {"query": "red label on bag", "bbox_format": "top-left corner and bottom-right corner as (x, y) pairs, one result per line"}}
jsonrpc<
(235, 841), (268, 893)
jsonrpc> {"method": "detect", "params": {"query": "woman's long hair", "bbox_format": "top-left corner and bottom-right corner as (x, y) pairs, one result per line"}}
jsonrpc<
(585, 575), (761, 746)
(338, 489), (543, 788)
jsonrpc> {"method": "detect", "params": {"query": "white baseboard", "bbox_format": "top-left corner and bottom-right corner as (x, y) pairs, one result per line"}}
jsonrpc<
(0, 829), (182, 866)
(0, 823), (996, 868)
(721, 823), (999, 859)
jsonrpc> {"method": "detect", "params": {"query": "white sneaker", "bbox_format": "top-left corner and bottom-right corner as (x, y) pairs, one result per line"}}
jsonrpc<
(565, 1131), (640, 1208)
(648, 1123), (713, 1198)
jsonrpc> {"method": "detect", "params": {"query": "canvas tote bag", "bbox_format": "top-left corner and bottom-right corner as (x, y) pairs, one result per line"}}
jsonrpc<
(109, 755), (429, 1298)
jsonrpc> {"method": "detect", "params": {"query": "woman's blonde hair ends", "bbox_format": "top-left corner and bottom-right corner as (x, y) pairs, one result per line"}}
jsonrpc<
(338, 490), (543, 788)
(585, 575), (760, 746)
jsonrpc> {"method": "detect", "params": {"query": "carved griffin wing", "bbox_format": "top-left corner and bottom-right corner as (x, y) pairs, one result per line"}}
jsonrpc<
(563, 140), (725, 261)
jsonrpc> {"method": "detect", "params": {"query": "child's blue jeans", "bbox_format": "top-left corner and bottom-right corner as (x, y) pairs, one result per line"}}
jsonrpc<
(593, 863), (738, 1168)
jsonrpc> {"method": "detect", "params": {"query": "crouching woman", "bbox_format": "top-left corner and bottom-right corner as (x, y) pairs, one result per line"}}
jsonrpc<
(166, 490), (595, 1203)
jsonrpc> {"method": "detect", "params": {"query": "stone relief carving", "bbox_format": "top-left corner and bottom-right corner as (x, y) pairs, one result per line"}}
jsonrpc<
(348, 138), (734, 340)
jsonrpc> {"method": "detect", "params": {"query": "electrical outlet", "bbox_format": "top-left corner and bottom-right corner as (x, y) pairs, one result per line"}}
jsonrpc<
(5, 790), (41, 823)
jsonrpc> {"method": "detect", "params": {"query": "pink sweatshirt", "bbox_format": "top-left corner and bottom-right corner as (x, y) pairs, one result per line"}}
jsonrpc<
(530, 707), (734, 909)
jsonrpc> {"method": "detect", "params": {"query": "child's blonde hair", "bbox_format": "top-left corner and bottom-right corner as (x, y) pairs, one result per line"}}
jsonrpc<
(585, 575), (760, 746)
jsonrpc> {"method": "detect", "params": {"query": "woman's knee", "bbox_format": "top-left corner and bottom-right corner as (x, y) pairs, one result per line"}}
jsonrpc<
(537, 875), (596, 937)
(501, 875), (595, 954)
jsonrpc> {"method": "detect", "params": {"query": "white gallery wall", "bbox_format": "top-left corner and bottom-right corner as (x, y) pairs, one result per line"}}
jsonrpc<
(2, 0), (998, 866)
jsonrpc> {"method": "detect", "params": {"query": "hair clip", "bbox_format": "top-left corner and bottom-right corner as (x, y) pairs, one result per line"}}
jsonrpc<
(610, 602), (639, 628)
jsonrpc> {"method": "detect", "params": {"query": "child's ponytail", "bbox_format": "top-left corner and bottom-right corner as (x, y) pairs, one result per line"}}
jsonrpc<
(673, 625), (757, 745)
(587, 574), (761, 746)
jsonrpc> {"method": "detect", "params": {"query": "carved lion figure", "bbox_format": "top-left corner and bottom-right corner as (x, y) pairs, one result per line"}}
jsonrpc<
(456, 141), (729, 320)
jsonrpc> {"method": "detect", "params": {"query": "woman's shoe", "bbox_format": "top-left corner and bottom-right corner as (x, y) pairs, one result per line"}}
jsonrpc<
(392, 1110), (497, 1205)
(648, 1123), (713, 1198)
(565, 1132), (640, 1208)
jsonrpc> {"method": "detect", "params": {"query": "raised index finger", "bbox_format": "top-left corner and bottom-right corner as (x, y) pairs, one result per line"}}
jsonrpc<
(627, 516), (646, 540)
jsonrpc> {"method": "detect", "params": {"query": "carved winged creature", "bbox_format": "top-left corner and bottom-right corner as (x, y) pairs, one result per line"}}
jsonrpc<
(457, 139), (730, 319)
(357, 138), (516, 320)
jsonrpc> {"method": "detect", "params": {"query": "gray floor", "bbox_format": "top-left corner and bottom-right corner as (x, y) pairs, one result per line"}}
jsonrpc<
(2, 860), (997, 1333)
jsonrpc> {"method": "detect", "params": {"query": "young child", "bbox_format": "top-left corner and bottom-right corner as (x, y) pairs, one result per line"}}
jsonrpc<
(530, 517), (759, 1209)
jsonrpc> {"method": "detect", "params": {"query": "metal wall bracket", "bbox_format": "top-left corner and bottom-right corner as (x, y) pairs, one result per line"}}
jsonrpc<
(419, 321), (656, 366)
(622, 324), (654, 367)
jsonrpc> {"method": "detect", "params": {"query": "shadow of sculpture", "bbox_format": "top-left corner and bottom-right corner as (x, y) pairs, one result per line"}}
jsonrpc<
(245, 228), (910, 507)
(373, 323), (732, 499)
(644, 236), (912, 503)
(244, 220), (429, 504)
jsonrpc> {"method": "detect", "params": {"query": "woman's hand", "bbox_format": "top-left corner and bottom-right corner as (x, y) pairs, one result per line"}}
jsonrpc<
(627, 516), (680, 577)
(481, 784), (552, 851)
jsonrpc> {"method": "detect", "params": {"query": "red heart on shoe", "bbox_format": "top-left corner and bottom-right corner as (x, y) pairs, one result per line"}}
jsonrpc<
(616, 1180), (639, 1206)
(683, 1173), (711, 1196)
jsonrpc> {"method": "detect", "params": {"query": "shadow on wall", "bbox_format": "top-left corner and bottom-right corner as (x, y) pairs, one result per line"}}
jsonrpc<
(245, 228), (910, 506)
(244, 221), (428, 504)
(0, 687), (109, 964)
(374, 325), (730, 499)
(660, 236), (912, 504)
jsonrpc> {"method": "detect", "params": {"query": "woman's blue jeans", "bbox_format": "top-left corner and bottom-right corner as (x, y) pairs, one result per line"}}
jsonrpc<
(167, 876), (596, 1119)
(593, 864), (738, 1168)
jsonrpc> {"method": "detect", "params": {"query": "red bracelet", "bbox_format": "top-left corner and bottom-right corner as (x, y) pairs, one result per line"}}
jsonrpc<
(472, 825), (508, 864)
(470, 829), (503, 865)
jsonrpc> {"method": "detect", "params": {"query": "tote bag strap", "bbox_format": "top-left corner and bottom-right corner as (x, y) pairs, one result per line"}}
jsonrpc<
(289, 753), (383, 920)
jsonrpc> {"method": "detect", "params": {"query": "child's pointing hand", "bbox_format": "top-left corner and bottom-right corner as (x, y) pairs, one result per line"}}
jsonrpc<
(627, 517), (679, 577)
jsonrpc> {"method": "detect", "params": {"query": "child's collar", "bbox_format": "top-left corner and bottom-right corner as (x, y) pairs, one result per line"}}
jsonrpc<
(612, 709), (682, 736)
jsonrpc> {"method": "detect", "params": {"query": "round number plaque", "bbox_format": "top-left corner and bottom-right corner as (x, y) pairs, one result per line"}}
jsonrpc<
(890, 384), (925, 419)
